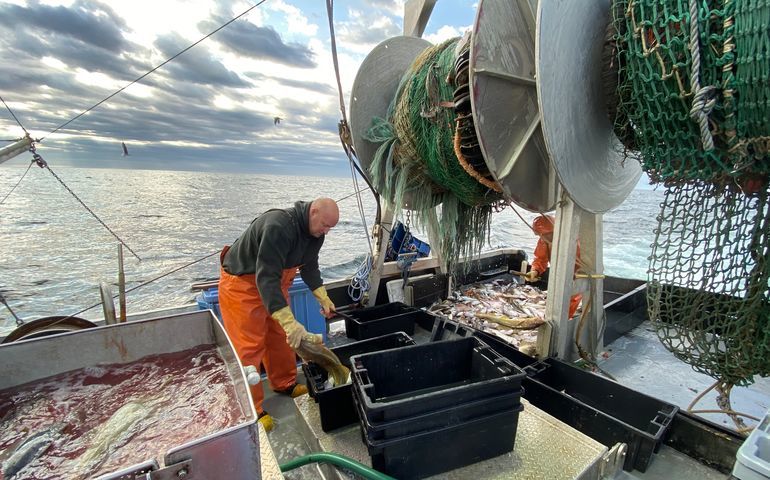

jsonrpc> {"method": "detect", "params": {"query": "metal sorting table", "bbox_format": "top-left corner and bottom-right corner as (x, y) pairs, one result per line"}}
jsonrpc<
(294, 395), (612, 480)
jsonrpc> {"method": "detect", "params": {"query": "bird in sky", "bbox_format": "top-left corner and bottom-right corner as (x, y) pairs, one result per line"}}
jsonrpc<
(274, 117), (282, 126)
(121, 142), (129, 156)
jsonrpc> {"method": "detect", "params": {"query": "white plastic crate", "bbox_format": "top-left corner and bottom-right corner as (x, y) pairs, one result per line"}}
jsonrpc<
(733, 408), (770, 480)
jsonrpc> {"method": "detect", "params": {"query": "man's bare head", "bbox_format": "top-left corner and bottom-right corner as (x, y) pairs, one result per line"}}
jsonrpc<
(309, 197), (339, 238)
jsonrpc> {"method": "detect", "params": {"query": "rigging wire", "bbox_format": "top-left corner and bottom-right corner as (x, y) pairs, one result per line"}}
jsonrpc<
(0, 94), (29, 135)
(325, 0), (381, 228)
(40, 0), (269, 141)
(14, 188), (374, 328)
(0, 159), (35, 206)
(29, 146), (142, 260)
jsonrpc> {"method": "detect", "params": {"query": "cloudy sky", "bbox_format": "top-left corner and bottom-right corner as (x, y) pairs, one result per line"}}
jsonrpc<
(0, 0), (475, 176)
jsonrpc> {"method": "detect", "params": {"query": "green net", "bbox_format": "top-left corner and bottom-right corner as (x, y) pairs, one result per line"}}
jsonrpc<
(648, 182), (770, 386)
(611, 0), (769, 184)
(365, 38), (502, 268)
(609, 0), (770, 390)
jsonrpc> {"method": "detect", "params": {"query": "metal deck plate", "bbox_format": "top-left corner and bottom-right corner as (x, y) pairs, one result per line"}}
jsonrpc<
(294, 395), (608, 480)
(470, 0), (557, 213)
(535, 0), (641, 213)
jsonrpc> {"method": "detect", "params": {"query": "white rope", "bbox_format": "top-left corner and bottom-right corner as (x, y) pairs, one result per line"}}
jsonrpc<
(347, 254), (372, 303)
(688, 0), (717, 151)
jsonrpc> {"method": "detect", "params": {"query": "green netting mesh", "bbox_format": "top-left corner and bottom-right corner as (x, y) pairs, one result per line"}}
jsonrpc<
(611, 0), (770, 184)
(610, 0), (770, 392)
(648, 182), (770, 386)
(365, 38), (502, 268)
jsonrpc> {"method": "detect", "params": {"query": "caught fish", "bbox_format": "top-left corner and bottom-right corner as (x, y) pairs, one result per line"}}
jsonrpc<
(2, 427), (58, 478)
(78, 401), (152, 471)
(295, 339), (351, 387)
(430, 278), (548, 353)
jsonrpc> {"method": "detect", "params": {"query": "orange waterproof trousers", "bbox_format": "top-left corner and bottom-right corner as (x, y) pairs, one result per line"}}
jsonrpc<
(218, 247), (297, 414)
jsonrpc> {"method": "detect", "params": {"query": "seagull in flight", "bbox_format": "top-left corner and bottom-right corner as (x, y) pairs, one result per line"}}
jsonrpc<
(274, 117), (282, 126)
(121, 142), (129, 156)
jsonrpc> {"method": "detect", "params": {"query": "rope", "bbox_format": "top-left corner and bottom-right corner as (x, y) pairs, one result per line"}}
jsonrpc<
(45, 251), (221, 328)
(33, 149), (142, 261)
(0, 94), (29, 135)
(0, 158), (35, 205)
(0, 291), (24, 326)
(347, 255), (372, 303)
(687, 0), (716, 151)
(453, 123), (501, 192)
(41, 0), (269, 141)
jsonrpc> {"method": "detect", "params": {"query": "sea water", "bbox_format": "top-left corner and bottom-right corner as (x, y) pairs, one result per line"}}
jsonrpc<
(0, 167), (660, 335)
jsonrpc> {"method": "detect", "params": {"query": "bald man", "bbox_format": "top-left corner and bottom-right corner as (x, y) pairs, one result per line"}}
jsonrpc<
(218, 198), (339, 432)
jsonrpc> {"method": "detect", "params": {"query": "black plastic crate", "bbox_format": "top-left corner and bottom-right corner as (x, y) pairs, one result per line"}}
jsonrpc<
(365, 407), (523, 479)
(352, 337), (526, 423)
(353, 383), (524, 441)
(303, 332), (415, 432)
(337, 302), (422, 340)
(523, 358), (678, 472)
(430, 317), (539, 369)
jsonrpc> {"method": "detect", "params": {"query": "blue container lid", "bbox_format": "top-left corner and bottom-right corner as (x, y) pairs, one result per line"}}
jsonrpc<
(202, 287), (219, 303)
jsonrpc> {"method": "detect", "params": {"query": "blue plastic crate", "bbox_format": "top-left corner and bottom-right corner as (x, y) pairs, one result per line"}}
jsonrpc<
(289, 277), (327, 342)
(197, 280), (327, 341)
(196, 288), (222, 321)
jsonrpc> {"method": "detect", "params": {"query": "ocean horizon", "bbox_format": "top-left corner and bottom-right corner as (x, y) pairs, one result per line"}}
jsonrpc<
(0, 166), (661, 335)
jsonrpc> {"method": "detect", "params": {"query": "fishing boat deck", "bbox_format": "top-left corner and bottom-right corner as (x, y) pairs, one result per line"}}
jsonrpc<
(263, 316), (770, 480)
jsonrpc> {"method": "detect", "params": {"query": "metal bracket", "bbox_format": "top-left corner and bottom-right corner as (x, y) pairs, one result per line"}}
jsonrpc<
(599, 443), (627, 478)
(97, 459), (193, 480)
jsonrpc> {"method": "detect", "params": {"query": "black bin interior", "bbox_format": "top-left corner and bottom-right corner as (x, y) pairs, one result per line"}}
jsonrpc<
(524, 359), (678, 472)
(361, 337), (504, 400)
(303, 332), (416, 432)
(353, 337), (525, 421)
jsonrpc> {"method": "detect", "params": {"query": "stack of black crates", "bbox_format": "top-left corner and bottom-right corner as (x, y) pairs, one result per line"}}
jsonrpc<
(303, 331), (416, 432)
(350, 336), (527, 479)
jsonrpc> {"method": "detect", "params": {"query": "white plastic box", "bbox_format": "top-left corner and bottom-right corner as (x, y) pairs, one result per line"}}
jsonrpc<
(733, 408), (770, 480)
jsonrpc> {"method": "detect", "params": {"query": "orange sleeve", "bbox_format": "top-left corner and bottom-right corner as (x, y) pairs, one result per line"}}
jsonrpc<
(531, 238), (550, 274)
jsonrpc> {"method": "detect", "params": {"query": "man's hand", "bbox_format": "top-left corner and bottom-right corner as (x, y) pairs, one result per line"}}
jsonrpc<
(524, 269), (540, 282)
(273, 306), (319, 349)
(312, 286), (337, 319)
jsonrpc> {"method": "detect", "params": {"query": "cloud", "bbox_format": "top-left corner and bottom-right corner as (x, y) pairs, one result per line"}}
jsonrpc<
(202, 19), (316, 69)
(0, 1), (130, 53)
(336, 8), (400, 52)
(154, 33), (250, 88)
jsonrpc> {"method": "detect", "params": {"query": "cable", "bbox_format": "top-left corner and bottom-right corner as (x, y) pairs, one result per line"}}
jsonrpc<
(41, 0), (269, 141)
(0, 159), (35, 206)
(0, 95), (29, 135)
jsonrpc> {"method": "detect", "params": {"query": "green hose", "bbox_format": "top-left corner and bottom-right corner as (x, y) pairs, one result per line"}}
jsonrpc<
(279, 452), (395, 480)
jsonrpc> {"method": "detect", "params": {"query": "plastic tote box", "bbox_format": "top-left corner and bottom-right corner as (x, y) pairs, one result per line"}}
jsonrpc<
(351, 336), (526, 423)
(288, 277), (327, 341)
(732, 408), (770, 480)
(196, 287), (222, 320)
(197, 278), (327, 341)
(303, 332), (416, 431)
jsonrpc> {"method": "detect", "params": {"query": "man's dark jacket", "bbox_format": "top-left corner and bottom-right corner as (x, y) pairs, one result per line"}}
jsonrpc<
(222, 201), (324, 313)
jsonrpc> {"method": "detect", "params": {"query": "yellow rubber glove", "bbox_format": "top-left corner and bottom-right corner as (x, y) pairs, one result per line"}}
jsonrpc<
(524, 269), (540, 283)
(312, 286), (336, 319)
(272, 306), (322, 349)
